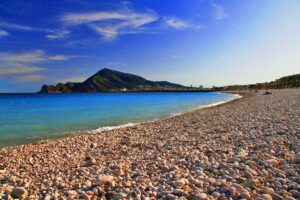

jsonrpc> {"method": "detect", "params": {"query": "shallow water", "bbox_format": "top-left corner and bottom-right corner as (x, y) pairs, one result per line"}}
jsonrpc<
(0, 92), (237, 147)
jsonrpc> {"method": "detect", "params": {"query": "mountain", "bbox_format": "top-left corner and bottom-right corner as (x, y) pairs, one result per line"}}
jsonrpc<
(39, 68), (186, 93)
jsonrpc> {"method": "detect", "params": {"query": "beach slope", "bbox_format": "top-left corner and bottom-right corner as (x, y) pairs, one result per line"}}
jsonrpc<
(0, 89), (299, 199)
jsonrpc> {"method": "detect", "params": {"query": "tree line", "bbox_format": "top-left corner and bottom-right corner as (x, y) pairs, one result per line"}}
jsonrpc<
(213, 74), (300, 91)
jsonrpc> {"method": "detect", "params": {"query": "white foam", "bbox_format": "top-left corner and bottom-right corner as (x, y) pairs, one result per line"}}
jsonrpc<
(197, 94), (242, 109)
(88, 122), (138, 134)
(168, 112), (183, 117)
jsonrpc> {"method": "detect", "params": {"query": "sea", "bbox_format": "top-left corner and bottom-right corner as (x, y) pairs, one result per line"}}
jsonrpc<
(0, 92), (239, 147)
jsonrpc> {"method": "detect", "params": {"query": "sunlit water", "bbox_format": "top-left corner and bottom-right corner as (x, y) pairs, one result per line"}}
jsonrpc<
(0, 92), (238, 147)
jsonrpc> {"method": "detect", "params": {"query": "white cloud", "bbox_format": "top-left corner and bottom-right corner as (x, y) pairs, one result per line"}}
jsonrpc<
(62, 11), (158, 26)
(58, 2), (204, 41)
(163, 17), (188, 29)
(48, 55), (74, 61)
(0, 51), (46, 80)
(162, 17), (201, 30)
(0, 50), (77, 81)
(0, 21), (35, 31)
(46, 29), (70, 40)
(14, 74), (44, 82)
(212, 1), (228, 20)
(0, 50), (75, 63)
(61, 9), (159, 40)
(0, 30), (9, 37)
(0, 64), (44, 76)
(0, 50), (46, 63)
(91, 26), (119, 40)
(62, 11), (130, 25)
(0, 21), (52, 32)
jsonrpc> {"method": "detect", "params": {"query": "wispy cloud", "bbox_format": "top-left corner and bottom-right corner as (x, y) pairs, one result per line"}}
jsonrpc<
(0, 21), (52, 32)
(14, 74), (45, 82)
(0, 50), (77, 81)
(46, 29), (70, 40)
(62, 11), (128, 25)
(91, 25), (119, 40)
(1, 3), (204, 44)
(0, 29), (9, 37)
(0, 50), (75, 63)
(61, 8), (159, 40)
(0, 63), (44, 76)
(163, 17), (189, 29)
(48, 55), (75, 61)
(0, 61), (44, 82)
(0, 50), (46, 63)
(162, 17), (202, 30)
(62, 11), (158, 26)
(60, 5), (203, 41)
(212, 1), (228, 20)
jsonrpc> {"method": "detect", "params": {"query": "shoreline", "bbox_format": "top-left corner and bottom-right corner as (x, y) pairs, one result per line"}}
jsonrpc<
(0, 92), (242, 149)
(87, 93), (243, 135)
(1, 89), (299, 199)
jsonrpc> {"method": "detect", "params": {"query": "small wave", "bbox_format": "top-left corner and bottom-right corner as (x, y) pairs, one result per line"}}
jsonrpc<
(88, 123), (138, 134)
(233, 94), (243, 98)
(168, 112), (183, 117)
(197, 94), (242, 109)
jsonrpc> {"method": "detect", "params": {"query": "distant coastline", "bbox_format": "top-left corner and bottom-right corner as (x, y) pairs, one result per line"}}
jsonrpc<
(39, 68), (300, 94)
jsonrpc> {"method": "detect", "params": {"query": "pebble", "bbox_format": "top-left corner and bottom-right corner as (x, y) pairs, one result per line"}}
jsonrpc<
(67, 190), (78, 196)
(270, 192), (284, 200)
(257, 194), (273, 200)
(289, 190), (300, 198)
(95, 175), (115, 186)
(113, 192), (127, 199)
(195, 193), (208, 199)
(173, 179), (187, 187)
(85, 156), (96, 166)
(173, 189), (184, 196)
(240, 190), (251, 199)
(11, 187), (28, 199)
(0, 89), (299, 199)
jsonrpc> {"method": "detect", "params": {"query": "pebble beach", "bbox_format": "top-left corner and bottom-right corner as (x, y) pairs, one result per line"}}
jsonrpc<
(0, 89), (299, 200)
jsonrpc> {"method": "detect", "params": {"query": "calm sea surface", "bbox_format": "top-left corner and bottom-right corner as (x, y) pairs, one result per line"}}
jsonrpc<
(0, 92), (237, 147)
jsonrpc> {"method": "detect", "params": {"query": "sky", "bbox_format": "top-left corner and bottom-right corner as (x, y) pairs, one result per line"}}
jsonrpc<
(0, 0), (300, 92)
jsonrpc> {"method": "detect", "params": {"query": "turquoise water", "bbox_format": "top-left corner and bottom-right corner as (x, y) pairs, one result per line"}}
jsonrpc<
(0, 92), (237, 147)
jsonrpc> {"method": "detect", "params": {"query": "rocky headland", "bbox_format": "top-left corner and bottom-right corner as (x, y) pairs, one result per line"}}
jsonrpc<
(39, 68), (186, 93)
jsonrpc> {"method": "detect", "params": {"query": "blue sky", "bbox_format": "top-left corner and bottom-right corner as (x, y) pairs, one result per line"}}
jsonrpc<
(0, 0), (299, 92)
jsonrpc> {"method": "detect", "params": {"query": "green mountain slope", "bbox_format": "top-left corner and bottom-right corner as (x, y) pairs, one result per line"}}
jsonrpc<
(39, 68), (186, 93)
